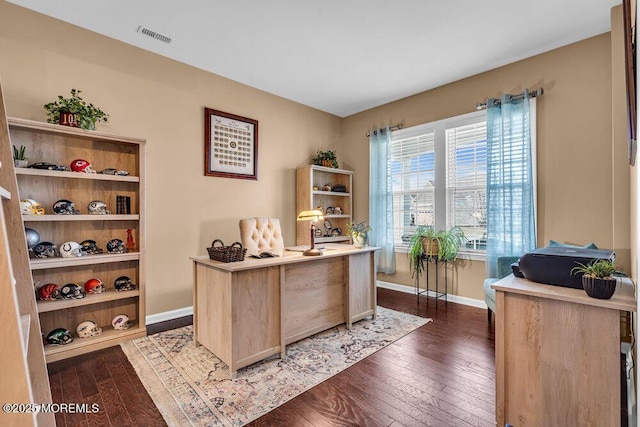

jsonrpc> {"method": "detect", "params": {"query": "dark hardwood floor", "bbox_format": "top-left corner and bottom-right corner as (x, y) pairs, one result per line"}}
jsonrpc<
(48, 288), (496, 426)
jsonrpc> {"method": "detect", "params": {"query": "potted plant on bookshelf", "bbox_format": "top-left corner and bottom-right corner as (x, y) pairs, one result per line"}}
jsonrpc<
(311, 149), (339, 168)
(347, 220), (371, 248)
(12, 144), (28, 167)
(408, 225), (466, 277)
(571, 259), (620, 299)
(44, 88), (109, 130)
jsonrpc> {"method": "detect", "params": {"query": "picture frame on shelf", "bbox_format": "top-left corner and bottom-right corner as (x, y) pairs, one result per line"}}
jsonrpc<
(204, 108), (258, 180)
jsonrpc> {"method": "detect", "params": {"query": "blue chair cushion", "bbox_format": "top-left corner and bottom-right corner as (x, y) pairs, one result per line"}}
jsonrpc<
(548, 240), (598, 250)
(484, 256), (521, 314)
(483, 278), (499, 312)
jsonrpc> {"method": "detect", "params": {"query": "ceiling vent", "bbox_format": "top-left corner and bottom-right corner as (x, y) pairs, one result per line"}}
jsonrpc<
(136, 26), (172, 44)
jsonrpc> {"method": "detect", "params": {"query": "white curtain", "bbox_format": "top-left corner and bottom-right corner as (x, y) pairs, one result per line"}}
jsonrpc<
(369, 126), (396, 273)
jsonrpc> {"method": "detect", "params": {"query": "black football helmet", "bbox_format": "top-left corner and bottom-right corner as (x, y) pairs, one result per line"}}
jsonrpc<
(32, 241), (57, 258)
(106, 238), (127, 254)
(60, 283), (86, 300)
(114, 276), (136, 291)
(53, 199), (79, 215)
(80, 239), (103, 255)
(46, 328), (74, 345)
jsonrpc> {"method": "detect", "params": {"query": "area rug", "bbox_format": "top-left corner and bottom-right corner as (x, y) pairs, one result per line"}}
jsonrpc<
(121, 306), (431, 426)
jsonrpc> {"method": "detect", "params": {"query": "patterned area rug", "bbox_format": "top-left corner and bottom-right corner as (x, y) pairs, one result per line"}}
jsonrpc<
(121, 307), (431, 426)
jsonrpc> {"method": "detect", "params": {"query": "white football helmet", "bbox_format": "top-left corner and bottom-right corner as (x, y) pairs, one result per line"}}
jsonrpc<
(59, 241), (86, 258)
(20, 198), (45, 215)
(87, 200), (110, 215)
(77, 320), (102, 338)
(112, 314), (133, 330)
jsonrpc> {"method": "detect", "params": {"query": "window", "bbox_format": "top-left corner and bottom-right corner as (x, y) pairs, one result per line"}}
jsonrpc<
(391, 110), (487, 255)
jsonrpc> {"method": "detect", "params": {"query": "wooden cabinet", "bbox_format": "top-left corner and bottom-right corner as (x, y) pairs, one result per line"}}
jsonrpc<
(493, 275), (636, 426)
(0, 83), (53, 426)
(8, 117), (146, 363)
(296, 165), (353, 246)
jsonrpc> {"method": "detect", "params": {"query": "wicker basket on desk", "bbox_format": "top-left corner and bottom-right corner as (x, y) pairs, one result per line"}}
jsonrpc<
(207, 239), (246, 262)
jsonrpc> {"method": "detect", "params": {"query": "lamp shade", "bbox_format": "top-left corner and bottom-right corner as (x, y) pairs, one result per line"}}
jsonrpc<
(297, 210), (324, 222)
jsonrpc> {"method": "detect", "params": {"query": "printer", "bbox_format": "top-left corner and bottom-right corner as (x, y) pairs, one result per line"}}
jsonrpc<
(517, 246), (615, 289)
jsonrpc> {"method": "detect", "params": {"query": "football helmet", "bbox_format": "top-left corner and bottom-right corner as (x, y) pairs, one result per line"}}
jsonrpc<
(99, 168), (129, 176)
(106, 238), (127, 254)
(53, 199), (79, 215)
(80, 239), (103, 255)
(114, 276), (136, 291)
(60, 283), (86, 299)
(25, 227), (40, 249)
(46, 328), (74, 345)
(84, 278), (105, 294)
(112, 314), (133, 330)
(87, 200), (110, 215)
(20, 198), (45, 215)
(33, 242), (57, 258)
(36, 283), (60, 301)
(70, 159), (95, 173)
(60, 241), (86, 258)
(77, 320), (102, 338)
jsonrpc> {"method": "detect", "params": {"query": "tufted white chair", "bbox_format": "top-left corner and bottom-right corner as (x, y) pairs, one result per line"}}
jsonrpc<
(239, 217), (285, 257)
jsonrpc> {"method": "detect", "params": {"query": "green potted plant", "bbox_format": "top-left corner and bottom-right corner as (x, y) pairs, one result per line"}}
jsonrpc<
(408, 225), (466, 277)
(571, 259), (620, 299)
(347, 220), (371, 247)
(12, 144), (28, 167)
(312, 150), (339, 168)
(44, 89), (109, 130)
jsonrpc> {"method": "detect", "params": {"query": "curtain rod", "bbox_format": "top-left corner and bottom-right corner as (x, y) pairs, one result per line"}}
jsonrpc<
(475, 88), (544, 110)
(366, 122), (404, 137)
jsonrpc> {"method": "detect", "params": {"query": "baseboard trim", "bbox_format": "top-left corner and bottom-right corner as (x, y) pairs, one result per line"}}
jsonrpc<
(146, 306), (194, 325)
(145, 282), (486, 325)
(376, 280), (487, 309)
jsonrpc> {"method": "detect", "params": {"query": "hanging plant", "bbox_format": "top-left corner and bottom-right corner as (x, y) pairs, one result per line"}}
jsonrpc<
(44, 89), (109, 130)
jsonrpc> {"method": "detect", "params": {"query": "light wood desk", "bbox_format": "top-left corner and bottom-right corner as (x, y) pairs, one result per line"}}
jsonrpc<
(492, 275), (636, 426)
(191, 244), (378, 376)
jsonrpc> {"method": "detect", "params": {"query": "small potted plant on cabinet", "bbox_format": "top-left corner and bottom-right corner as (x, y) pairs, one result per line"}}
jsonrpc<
(312, 150), (339, 168)
(347, 220), (371, 247)
(571, 259), (620, 299)
(408, 225), (466, 278)
(13, 144), (28, 167)
(44, 88), (109, 130)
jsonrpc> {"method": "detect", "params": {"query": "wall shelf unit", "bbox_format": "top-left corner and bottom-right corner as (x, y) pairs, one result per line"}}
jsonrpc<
(7, 116), (146, 364)
(296, 165), (353, 246)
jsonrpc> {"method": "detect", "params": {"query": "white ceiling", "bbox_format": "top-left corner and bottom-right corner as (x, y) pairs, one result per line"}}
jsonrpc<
(7, 0), (621, 117)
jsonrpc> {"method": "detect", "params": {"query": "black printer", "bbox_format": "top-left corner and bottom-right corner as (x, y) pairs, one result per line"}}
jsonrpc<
(517, 247), (615, 289)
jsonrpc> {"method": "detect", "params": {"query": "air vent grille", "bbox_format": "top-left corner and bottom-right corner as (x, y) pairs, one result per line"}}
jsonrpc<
(137, 26), (172, 44)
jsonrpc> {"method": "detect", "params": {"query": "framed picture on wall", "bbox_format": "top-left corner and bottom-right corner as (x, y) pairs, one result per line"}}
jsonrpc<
(204, 108), (258, 180)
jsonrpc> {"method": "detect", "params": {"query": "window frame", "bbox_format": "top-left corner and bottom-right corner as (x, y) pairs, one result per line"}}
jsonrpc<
(390, 110), (487, 260)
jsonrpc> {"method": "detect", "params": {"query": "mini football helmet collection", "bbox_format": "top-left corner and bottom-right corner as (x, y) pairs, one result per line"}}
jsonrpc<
(84, 278), (105, 294)
(20, 198), (45, 215)
(112, 314), (133, 330)
(46, 328), (74, 345)
(60, 283), (86, 300)
(25, 227), (40, 249)
(33, 242), (57, 258)
(70, 159), (95, 173)
(59, 241), (86, 258)
(106, 238), (127, 254)
(87, 200), (110, 215)
(36, 283), (60, 301)
(114, 276), (136, 291)
(76, 320), (102, 338)
(53, 199), (80, 215)
(80, 239), (103, 255)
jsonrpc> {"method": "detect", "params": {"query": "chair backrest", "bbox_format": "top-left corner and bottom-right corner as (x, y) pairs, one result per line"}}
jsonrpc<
(239, 217), (284, 256)
(497, 256), (521, 279)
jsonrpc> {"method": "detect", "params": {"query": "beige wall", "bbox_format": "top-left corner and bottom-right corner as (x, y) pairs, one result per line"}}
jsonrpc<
(0, 2), (342, 314)
(342, 31), (629, 300)
(0, 2), (631, 311)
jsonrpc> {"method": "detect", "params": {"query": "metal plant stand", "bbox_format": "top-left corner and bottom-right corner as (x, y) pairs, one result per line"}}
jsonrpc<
(415, 254), (448, 305)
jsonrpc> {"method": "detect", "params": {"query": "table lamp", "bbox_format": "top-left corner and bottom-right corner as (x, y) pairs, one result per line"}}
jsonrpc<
(297, 209), (324, 256)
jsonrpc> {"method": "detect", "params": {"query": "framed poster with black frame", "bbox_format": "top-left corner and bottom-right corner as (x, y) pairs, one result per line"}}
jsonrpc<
(204, 108), (258, 180)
